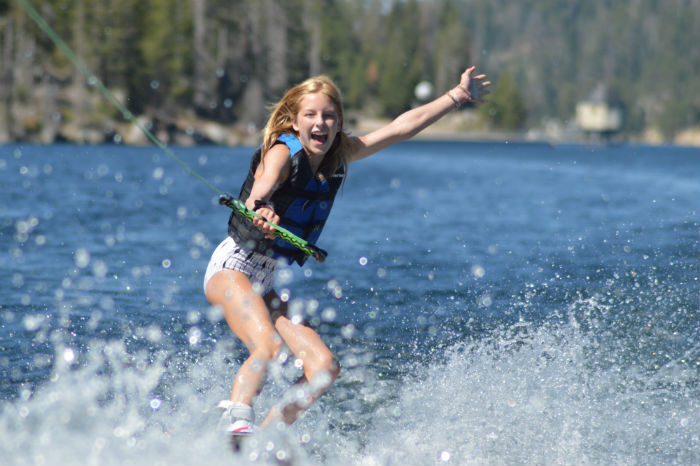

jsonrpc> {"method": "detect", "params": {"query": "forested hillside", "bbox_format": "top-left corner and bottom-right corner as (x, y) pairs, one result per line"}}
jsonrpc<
(1, 0), (698, 144)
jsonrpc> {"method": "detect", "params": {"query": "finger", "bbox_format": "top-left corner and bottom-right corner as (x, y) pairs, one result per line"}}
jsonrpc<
(259, 223), (274, 238)
(258, 209), (279, 225)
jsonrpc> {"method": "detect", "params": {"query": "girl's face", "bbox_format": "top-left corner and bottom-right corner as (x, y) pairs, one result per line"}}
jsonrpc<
(292, 92), (340, 159)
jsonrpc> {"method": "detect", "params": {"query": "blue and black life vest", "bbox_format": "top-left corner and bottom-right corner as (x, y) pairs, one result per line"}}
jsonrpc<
(227, 134), (344, 265)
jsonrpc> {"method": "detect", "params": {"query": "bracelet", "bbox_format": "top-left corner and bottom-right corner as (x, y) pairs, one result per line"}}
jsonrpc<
(446, 90), (461, 108)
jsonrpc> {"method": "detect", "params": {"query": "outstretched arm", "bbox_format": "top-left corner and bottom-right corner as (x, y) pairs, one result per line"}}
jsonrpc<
(348, 66), (490, 163)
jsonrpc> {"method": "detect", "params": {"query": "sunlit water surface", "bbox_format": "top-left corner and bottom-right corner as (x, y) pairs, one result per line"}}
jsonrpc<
(1, 141), (698, 465)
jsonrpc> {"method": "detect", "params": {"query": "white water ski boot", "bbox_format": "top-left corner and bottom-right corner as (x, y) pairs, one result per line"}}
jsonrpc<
(217, 400), (256, 451)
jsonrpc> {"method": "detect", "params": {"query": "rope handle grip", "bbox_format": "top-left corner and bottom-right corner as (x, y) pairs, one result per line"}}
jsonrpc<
(218, 194), (328, 263)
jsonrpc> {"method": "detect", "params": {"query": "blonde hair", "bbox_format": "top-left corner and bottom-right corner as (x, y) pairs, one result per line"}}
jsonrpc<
(261, 75), (353, 180)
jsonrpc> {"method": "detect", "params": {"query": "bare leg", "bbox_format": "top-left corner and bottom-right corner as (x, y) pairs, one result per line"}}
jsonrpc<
(260, 292), (340, 427)
(206, 273), (339, 426)
(205, 269), (283, 406)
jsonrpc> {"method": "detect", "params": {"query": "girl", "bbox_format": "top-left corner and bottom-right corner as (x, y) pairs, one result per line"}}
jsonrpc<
(204, 66), (489, 435)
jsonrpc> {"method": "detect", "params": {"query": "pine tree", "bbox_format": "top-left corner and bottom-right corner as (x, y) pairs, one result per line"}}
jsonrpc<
(479, 72), (527, 130)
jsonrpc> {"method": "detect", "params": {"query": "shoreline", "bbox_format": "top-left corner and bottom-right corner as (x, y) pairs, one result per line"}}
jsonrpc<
(3, 136), (698, 150)
(350, 113), (700, 148)
(1, 112), (698, 148)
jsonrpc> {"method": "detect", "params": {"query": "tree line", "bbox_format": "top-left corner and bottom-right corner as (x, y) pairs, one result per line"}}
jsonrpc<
(0, 0), (697, 144)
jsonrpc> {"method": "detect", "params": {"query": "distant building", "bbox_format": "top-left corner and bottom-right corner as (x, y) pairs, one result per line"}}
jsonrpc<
(575, 84), (623, 137)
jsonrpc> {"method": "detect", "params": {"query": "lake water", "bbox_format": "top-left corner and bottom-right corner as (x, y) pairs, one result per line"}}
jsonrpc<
(1, 141), (698, 465)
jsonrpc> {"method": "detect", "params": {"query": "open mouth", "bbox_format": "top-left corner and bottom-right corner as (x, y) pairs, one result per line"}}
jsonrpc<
(311, 133), (328, 145)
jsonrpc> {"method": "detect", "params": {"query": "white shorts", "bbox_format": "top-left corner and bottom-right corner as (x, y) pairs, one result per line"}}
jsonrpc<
(203, 237), (278, 295)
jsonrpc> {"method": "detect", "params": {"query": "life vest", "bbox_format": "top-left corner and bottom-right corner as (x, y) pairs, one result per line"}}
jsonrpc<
(227, 134), (344, 265)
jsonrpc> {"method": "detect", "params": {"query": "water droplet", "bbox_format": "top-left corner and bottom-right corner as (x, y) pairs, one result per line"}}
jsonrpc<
(206, 306), (223, 323)
(146, 325), (162, 342)
(63, 348), (75, 363)
(11, 273), (24, 288)
(74, 248), (90, 268)
(187, 310), (201, 324)
(188, 327), (201, 345)
(92, 260), (108, 278)
(280, 289), (290, 302)
(99, 297), (114, 311)
(341, 324), (355, 339)
(278, 268), (293, 285)
(479, 294), (492, 307)
(327, 280), (342, 298)
(23, 314), (44, 331)
(471, 264), (485, 278)
(321, 308), (336, 321)
(192, 232), (207, 246)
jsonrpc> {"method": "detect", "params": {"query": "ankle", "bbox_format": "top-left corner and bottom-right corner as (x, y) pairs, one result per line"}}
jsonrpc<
(218, 400), (255, 423)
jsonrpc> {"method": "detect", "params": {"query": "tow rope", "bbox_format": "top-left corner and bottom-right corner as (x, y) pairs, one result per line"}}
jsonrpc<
(16, 0), (327, 262)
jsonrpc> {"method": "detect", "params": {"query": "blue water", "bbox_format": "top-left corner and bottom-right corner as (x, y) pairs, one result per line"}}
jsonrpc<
(1, 141), (698, 465)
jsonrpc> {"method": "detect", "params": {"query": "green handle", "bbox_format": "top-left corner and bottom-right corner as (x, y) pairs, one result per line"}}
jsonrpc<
(219, 194), (328, 263)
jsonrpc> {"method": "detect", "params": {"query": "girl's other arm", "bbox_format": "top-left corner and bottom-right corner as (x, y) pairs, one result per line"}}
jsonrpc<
(348, 66), (489, 163)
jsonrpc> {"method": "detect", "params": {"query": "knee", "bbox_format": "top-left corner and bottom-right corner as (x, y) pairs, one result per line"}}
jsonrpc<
(309, 353), (340, 391)
(248, 332), (284, 364)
